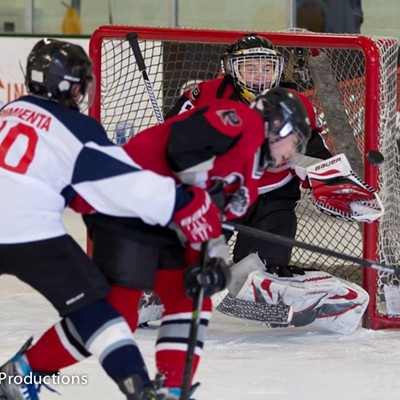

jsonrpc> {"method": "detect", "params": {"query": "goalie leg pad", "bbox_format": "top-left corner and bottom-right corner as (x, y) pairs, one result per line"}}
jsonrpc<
(306, 278), (369, 335)
(236, 270), (337, 326)
(231, 269), (369, 334)
(227, 253), (266, 296)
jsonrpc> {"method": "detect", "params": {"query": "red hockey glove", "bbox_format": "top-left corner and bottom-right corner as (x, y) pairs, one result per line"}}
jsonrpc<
(306, 154), (384, 223)
(173, 186), (222, 244)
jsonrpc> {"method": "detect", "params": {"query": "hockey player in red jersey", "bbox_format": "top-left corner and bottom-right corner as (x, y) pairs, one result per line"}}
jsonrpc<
(0, 38), (224, 400)
(137, 33), (332, 326)
(166, 33), (333, 270)
(17, 87), (312, 399)
(148, 33), (382, 335)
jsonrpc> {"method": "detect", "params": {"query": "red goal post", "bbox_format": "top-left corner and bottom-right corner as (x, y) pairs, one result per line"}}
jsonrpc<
(89, 25), (399, 330)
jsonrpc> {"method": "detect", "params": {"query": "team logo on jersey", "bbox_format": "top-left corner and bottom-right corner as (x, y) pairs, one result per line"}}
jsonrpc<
(216, 109), (243, 127)
(222, 173), (249, 217)
(227, 186), (250, 217)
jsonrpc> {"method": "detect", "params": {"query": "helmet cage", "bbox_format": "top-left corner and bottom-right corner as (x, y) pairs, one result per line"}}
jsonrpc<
(222, 47), (285, 102)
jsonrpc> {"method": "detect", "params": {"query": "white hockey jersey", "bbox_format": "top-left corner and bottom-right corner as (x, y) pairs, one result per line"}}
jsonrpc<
(0, 96), (177, 243)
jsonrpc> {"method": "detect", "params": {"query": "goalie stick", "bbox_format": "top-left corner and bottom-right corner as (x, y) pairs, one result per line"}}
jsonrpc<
(126, 32), (165, 124)
(222, 222), (397, 275)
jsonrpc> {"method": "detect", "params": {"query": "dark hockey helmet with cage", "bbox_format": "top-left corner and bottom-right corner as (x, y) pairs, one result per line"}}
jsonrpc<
(251, 87), (311, 169)
(25, 38), (93, 109)
(221, 34), (285, 104)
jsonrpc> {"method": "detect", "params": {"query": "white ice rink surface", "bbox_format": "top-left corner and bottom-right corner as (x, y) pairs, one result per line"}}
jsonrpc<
(2, 209), (400, 400)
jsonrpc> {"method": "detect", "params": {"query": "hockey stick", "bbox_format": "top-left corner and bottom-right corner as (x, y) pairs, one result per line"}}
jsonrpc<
(223, 222), (397, 275)
(126, 32), (165, 124)
(180, 242), (207, 400)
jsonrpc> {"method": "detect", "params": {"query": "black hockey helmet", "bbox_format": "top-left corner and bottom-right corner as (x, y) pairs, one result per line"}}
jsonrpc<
(25, 38), (93, 109)
(221, 34), (285, 104)
(251, 87), (311, 169)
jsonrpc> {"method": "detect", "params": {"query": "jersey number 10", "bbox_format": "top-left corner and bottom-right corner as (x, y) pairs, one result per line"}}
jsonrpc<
(0, 122), (38, 174)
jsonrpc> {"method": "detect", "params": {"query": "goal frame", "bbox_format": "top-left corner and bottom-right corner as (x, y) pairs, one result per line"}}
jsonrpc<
(89, 25), (398, 330)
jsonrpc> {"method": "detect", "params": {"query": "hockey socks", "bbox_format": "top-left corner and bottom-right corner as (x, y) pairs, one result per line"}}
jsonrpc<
(25, 320), (88, 372)
(26, 299), (151, 388)
(154, 269), (212, 388)
(106, 285), (142, 331)
(26, 286), (143, 371)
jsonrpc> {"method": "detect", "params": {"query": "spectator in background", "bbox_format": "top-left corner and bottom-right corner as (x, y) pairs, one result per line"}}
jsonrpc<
(296, 0), (363, 34)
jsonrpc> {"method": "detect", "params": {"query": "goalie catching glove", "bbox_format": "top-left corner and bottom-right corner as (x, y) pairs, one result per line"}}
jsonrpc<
(306, 153), (384, 222)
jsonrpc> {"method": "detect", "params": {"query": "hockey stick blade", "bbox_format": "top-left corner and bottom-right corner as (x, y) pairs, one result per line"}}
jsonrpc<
(222, 222), (397, 275)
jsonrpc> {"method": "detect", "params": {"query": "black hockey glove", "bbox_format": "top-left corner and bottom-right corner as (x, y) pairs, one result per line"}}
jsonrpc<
(184, 257), (231, 299)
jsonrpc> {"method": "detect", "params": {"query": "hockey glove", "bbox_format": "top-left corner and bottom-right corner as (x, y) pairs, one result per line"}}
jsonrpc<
(184, 256), (232, 299)
(306, 154), (384, 223)
(173, 186), (222, 244)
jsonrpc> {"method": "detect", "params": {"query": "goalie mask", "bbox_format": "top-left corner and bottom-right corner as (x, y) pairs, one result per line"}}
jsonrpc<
(221, 34), (285, 104)
(25, 38), (94, 110)
(252, 87), (311, 169)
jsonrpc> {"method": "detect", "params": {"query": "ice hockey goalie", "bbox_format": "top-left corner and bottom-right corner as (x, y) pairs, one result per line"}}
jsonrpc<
(212, 253), (369, 335)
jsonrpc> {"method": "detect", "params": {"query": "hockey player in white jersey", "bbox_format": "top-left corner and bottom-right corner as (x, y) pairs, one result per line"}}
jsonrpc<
(6, 87), (312, 399)
(0, 38), (223, 400)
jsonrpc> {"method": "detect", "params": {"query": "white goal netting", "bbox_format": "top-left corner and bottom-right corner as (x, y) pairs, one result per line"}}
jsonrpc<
(89, 26), (399, 328)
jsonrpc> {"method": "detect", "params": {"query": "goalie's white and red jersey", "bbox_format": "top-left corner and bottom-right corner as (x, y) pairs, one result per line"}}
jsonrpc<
(166, 77), (326, 195)
(0, 96), (179, 243)
(124, 99), (266, 220)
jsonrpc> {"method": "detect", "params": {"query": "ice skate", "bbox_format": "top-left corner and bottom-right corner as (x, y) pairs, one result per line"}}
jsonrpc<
(119, 373), (198, 400)
(0, 338), (40, 400)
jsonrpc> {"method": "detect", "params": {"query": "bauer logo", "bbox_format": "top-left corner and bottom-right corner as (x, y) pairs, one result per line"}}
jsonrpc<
(314, 156), (342, 171)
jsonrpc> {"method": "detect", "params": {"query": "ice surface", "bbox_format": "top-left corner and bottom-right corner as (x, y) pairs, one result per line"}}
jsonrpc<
(2, 209), (400, 400)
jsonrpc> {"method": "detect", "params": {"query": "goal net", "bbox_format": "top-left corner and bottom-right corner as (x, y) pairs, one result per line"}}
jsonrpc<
(89, 25), (399, 330)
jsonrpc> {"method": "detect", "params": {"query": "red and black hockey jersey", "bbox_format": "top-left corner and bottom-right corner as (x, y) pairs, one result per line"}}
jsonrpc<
(166, 77), (331, 195)
(124, 99), (266, 220)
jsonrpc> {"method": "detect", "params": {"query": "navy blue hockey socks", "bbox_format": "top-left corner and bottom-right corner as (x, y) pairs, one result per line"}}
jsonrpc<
(66, 299), (151, 386)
